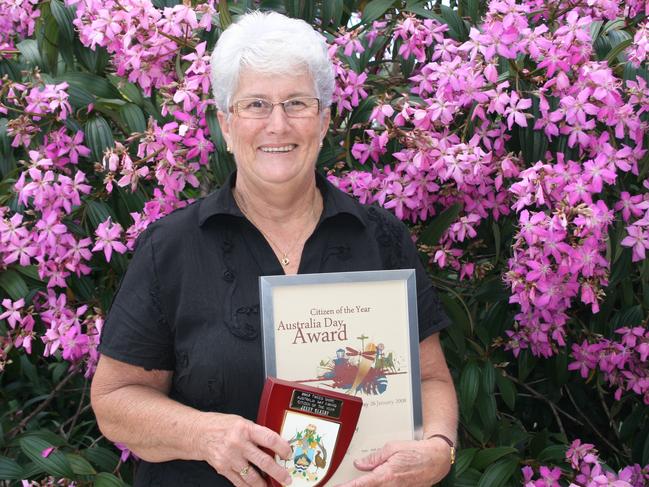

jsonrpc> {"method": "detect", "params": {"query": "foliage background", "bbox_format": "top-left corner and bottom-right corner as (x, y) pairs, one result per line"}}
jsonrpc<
(1, 0), (649, 485)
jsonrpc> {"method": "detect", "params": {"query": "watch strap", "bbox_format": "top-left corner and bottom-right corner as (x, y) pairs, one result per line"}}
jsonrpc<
(425, 433), (456, 465)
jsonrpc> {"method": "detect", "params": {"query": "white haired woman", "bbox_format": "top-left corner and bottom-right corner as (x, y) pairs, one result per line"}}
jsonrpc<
(91, 10), (457, 487)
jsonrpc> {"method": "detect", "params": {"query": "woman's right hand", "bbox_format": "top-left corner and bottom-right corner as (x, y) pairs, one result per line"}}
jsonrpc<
(195, 413), (293, 486)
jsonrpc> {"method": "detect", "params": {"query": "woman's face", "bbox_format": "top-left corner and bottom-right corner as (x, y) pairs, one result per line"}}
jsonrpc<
(217, 69), (330, 189)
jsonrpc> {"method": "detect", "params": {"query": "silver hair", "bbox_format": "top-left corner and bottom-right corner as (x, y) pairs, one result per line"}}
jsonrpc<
(210, 10), (335, 114)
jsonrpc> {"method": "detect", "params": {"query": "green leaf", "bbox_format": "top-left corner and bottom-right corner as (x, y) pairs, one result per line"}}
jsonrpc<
(96, 98), (128, 109)
(117, 186), (146, 212)
(444, 309), (466, 355)
(20, 354), (40, 387)
(348, 95), (378, 126)
(0, 456), (24, 480)
(454, 467), (482, 487)
(459, 361), (480, 420)
(206, 107), (234, 185)
(59, 72), (121, 99)
(14, 265), (42, 283)
(85, 200), (116, 229)
(74, 41), (109, 74)
(494, 369), (516, 411)
(81, 447), (119, 473)
(537, 444), (567, 463)
(440, 293), (472, 337)
(68, 274), (95, 301)
(18, 430), (68, 448)
(84, 115), (115, 163)
(463, 415), (486, 445)
(472, 447), (518, 471)
(643, 431), (649, 466)
(419, 203), (461, 246)
(50, 0), (75, 42)
(454, 448), (477, 477)
(590, 20), (605, 44)
(476, 456), (519, 487)
(66, 453), (96, 476)
(361, 0), (395, 24)
(321, 0), (345, 29)
(51, 360), (69, 384)
(283, 0), (315, 23)
(0, 269), (29, 300)
(440, 5), (469, 42)
(620, 405), (645, 441)
(19, 437), (75, 479)
(476, 394), (497, 435)
(64, 84), (96, 109)
(119, 103), (147, 133)
(94, 472), (126, 487)
(403, 3), (445, 23)
(481, 361), (495, 394)
(218, 1), (232, 29)
(107, 75), (145, 106)
(21, 462), (45, 477)
(17, 39), (43, 67)
(0, 59), (21, 81)
(606, 38), (632, 65)
(0, 118), (16, 177)
(38, 3), (60, 74)
(405, 5), (469, 41)
(466, 0), (479, 23)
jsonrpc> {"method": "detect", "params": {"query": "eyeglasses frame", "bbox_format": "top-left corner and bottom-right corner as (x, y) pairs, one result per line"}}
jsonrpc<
(228, 96), (322, 119)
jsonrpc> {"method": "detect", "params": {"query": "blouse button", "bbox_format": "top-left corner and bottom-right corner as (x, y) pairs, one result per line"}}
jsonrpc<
(222, 269), (235, 282)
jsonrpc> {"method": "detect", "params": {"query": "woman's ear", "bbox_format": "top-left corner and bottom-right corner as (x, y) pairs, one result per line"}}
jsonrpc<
(320, 107), (331, 140)
(216, 110), (231, 149)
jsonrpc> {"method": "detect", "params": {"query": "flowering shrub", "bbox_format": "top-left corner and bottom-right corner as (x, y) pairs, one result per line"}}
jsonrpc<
(1, 0), (648, 485)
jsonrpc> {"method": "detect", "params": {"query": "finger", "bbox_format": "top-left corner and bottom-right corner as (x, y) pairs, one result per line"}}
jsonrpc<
(249, 424), (292, 459)
(335, 469), (386, 487)
(244, 443), (292, 486)
(353, 443), (396, 471)
(221, 470), (249, 487)
(233, 463), (266, 487)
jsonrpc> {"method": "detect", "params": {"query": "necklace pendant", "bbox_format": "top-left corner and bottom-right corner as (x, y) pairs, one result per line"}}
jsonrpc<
(280, 256), (290, 266)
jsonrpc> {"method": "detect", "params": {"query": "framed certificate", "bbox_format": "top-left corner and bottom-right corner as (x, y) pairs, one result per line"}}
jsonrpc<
(260, 270), (423, 484)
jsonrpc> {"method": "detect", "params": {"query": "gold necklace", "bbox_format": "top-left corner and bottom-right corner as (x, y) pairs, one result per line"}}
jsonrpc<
(234, 189), (320, 267)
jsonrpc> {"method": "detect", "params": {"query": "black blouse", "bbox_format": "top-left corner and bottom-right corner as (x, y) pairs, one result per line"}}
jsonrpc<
(99, 171), (450, 486)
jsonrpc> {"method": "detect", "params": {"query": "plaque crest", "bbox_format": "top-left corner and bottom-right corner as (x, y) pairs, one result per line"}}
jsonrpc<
(257, 377), (362, 487)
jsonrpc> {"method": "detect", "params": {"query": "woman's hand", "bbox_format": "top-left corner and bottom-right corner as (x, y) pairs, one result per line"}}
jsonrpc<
(334, 438), (453, 487)
(196, 413), (293, 487)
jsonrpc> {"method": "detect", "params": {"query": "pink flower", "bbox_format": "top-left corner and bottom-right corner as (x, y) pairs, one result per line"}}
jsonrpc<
(621, 225), (649, 262)
(0, 298), (25, 329)
(504, 92), (532, 129)
(41, 447), (55, 458)
(114, 442), (139, 462)
(92, 218), (127, 262)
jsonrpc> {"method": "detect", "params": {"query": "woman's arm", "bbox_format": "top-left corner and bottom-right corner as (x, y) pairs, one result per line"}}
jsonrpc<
(420, 332), (459, 464)
(91, 355), (293, 487)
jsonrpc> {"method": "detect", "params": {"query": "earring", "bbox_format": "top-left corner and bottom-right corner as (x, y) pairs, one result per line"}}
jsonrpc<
(319, 141), (323, 148)
(226, 145), (232, 153)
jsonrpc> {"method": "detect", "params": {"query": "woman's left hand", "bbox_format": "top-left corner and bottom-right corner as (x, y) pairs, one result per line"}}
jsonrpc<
(334, 438), (453, 487)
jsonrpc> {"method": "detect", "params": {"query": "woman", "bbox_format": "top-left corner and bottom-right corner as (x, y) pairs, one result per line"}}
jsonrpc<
(91, 11), (458, 487)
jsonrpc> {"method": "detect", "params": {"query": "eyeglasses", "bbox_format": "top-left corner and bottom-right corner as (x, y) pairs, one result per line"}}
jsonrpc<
(229, 97), (321, 119)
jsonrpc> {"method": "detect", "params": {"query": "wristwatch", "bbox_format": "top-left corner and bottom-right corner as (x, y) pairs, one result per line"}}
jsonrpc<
(426, 433), (456, 465)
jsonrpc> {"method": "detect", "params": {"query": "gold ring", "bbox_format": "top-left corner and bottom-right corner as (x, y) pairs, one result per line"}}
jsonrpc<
(239, 465), (250, 478)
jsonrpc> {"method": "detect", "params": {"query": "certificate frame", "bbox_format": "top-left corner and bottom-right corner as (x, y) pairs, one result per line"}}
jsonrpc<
(260, 269), (423, 483)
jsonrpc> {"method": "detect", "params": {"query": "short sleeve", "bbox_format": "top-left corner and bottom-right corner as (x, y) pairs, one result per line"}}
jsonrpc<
(400, 228), (452, 341)
(98, 228), (175, 370)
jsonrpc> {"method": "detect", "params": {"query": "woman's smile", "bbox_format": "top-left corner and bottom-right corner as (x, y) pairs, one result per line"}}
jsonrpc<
(258, 144), (298, 153)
